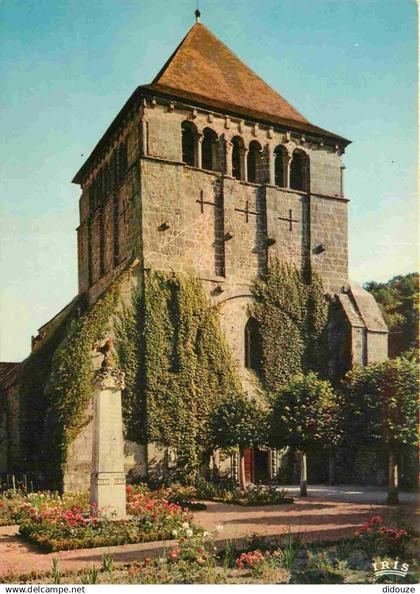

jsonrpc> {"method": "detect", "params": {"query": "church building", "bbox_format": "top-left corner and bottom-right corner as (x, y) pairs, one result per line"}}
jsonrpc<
(0, 14), (388, 489)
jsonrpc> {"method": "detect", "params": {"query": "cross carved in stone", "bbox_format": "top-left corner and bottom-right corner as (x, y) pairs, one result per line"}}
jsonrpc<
(278, 209), (299, 231)
(196, 190), (217, 214)
(235, 200), (260, 223)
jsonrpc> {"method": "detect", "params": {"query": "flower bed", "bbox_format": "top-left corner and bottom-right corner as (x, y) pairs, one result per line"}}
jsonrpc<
(127, 483), (207, 511)
(0, 490), (87, 527)
(5, 514), (418, 584)
(194, 481), (294, 506)
(19, 489), (197, 552)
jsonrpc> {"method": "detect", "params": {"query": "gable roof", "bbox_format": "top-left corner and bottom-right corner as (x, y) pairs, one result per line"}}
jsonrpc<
(151, 23), (309, 126)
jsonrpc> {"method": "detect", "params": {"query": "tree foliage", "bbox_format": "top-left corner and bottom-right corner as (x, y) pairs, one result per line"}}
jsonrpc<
(250, 260), (328, 392)
(341, 357), (419, 452)
(365, 273), (419, 358)
(209, 393), (268, 451)
(269, 373), (341, 452)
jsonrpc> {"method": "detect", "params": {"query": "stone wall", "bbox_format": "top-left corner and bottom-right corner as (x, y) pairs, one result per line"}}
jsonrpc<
(77, 111), (143, 296)
(310, 195), (348, 294)
(76, 97), (349, 303)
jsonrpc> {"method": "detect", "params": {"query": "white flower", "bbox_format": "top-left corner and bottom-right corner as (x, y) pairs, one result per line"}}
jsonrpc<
(186, 529), (193, 538)
(182, 521), (190, 529)
(202, 531), (209, 538)
(172, 529), (178, 537)
(215, 524), (224, 533)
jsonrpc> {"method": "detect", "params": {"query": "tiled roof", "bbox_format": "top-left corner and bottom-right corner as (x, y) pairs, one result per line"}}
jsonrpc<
(152, 23), (309, 126)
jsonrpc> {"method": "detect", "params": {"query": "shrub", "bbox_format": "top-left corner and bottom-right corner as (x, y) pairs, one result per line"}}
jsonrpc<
(194, 479), (293, 506)
(356, 515), (409, 557)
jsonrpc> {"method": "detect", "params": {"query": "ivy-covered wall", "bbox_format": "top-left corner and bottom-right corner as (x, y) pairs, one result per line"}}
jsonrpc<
(250, 259), (329, 392)
(115, 271), (242, 483)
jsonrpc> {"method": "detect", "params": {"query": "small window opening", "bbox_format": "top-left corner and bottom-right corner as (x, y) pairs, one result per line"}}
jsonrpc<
(274, 145), (287, 187)
(202, 128), (218, 171)
(181, 121), (197, 166)
(290, 149), (309, 191)
(247, 140), (262, 183)
(245, 318), (262, 370)
(232, 136), (244, 180)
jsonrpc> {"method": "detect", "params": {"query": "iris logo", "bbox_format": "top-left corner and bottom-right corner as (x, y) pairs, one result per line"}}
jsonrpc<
(372, 560), (410, 578)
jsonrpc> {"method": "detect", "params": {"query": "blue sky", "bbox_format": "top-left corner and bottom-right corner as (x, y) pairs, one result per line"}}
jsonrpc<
(0, 0), (417, 361)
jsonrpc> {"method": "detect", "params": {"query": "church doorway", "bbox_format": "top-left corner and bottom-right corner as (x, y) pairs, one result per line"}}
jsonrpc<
(243, 448), (270, 483)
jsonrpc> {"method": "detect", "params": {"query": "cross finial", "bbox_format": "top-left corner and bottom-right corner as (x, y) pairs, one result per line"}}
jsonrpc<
(195, 8), (201, 23)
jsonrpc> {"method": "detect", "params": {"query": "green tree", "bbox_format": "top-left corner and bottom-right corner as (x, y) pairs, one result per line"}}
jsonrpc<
(269, 373), (341, 496)
(209, 394), (267, 490)
(365, 273), (419, 358)
(342, 358), (418, 504)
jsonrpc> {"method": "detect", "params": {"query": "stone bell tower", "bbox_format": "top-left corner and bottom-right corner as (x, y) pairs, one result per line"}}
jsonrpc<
(73, 17), (387, 381)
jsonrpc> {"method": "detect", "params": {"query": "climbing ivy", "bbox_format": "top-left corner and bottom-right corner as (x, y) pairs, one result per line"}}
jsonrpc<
(115, 271), (242, 484)
(250, 259), (328, 392)
(114, 292), (145, 442)
(45, 273), (127, 484)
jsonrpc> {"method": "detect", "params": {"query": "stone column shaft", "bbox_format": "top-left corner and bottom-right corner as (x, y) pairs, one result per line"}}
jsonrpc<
(90, 367), (127, 519)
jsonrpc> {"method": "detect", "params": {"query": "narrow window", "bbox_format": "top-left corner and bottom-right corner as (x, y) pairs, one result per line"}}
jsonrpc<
(290, 149), (309, 192)
(247, 140), (262, 183)
(181, 121), (197, 166)
(244, 318), (262, 370)
(98, 206), (105, 277)
(97, 169), (105, 276)
(87, 182), (96, 287)
(111, 152), (118, 190)
(118, 142), (128, 184)
(232, 136), (244, 180)
(202, 128), (218, 171)
(113, 193), (119, 267)
(274, 145), (287, 187)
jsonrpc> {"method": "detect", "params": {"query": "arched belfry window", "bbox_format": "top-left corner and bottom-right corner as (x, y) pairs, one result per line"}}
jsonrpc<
(181, 120), (198, 166)
(274, 145), (288, 187)
(244, 318), (262, 371)
(202, 128), (219, 171)
(290, 149), (309, 192)
(232, 136), (245, 180)
(247, 140), (262, 183)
